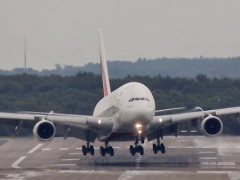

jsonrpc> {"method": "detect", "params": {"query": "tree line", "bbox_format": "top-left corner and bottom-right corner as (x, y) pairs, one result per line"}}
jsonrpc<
(0, 72), (240, 136)
(2, 57), (240, 78)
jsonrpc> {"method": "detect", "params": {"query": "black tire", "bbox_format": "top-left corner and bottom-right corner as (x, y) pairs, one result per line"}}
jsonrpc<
(139, 145), (144, 155)
(130, 145), (135, 156)
(90, 145), (94, 155)
(153, 144), (158, 154)
(160, 144), (166, 154)
(82, 145), (87, 156)
(109, 146), (114, 156)
(100, 146), (105, 156)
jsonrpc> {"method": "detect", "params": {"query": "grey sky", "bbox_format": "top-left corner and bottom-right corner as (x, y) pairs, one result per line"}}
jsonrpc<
(0, 0), (240, 70)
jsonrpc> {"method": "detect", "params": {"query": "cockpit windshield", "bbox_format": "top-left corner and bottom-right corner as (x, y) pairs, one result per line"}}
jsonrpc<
(128, 97), (150, 102)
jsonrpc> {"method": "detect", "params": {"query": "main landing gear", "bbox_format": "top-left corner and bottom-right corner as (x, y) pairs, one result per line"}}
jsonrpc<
(129, 137), (144, 156)
(100, 142), (114, 156)
(82, 142), (94, 156)
(152, 137), (165, 154)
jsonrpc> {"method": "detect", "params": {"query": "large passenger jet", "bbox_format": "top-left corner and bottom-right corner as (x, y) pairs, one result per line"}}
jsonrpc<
(0, 29), (240, 156)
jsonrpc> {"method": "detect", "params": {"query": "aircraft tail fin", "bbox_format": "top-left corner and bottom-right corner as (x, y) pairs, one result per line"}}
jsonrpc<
(98, 29), (111, 97)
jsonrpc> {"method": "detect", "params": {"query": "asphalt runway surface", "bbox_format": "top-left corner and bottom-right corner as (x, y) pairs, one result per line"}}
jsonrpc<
(0, 136), (240, 179)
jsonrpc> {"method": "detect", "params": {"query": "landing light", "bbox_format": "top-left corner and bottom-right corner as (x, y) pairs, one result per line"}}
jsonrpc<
(98, 119), (102, 124)
(138, 130), (142, 134)
(159, 118), (162, 123)
(135, 123), (142, 129)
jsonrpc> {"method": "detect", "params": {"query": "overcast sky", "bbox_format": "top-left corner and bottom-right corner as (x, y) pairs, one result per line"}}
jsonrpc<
(0, 0), (240, 70)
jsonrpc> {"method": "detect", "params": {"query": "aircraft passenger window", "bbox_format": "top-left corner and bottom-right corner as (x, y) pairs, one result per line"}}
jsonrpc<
(145, 98), (150, 101)
(140, 98), (145, 101)
(135, 98), (140, 101)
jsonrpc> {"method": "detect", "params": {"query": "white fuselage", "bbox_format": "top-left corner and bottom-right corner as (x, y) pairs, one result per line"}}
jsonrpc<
(93, 82), (155, 142)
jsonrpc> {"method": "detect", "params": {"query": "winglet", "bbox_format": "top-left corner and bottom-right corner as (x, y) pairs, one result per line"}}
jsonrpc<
(99, 29), (111, 96)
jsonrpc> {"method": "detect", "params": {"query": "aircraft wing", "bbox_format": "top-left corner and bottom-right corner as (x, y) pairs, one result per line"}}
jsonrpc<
(0, 112), (113, 143)
(147, 107), (240, 141)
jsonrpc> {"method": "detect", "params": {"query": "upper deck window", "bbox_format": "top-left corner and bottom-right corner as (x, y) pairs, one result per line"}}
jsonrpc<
(135, 98), (140, 101)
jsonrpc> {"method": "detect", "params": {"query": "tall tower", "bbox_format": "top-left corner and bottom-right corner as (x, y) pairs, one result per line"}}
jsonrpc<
(24, 37), (27, 69)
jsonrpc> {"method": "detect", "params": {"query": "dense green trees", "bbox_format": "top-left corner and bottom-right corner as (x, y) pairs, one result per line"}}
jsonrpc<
(0, 72), (240, 136)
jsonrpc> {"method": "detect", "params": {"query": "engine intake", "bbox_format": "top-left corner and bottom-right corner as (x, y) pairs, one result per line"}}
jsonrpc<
(201, 115), (223, 136)
(33, 120), (56, 141)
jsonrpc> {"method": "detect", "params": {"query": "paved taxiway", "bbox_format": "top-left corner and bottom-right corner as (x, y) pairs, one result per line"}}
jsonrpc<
(0, 136), (240, 179)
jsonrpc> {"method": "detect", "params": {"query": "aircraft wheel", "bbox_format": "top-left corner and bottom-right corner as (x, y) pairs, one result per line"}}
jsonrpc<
(109, 146), (114, 156)
(160, 144), (165, 154)
(100, 146), (106, 156)
(90, 145), (94, 155)
(82, 145), (87, 156)
(153, 144), (158, 154)
(139, 145), (144, 155)
(130, 145), (135, 156)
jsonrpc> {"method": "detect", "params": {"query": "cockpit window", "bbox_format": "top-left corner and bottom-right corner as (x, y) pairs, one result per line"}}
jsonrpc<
(128, 97), (150, 102)
(128, 98), (134, 102)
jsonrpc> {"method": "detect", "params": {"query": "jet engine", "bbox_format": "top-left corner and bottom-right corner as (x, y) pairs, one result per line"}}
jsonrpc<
(33, 120), (56, 141)
(200, 115), (223, 136)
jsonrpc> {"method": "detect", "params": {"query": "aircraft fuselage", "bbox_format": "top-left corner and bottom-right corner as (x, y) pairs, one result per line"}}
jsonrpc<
(93, 82), (155, 142)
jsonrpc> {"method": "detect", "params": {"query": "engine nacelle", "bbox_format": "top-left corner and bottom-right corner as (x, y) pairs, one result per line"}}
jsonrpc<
(33, 120), (56, 141)
(201, 115), (223, 136)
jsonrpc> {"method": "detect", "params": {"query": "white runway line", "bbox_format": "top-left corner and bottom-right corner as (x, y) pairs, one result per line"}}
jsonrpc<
(11, 156), (27, 169)
(199, 157), (218, 160)
(42, 148), (51, 151)
(197, 171), (227, 174)
(43, 164), (76, 167)
(201, 162), (236, 166)
(59, 148), (69, 150)
(198, 151), (215, 154)
(27, 143), (43, 154)
(76, 147), (100, 150)
(61, 158), (79, 161)
(68, 152), (82, 155)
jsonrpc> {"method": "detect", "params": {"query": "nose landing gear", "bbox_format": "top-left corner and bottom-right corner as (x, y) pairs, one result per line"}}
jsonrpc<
(100, 142), (114, 156)
(129, 136), (144, 156)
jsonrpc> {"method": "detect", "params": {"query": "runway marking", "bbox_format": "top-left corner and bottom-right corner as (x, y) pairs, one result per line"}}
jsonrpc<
(68, 152), (82, 155)
(76, 147), (101, 150)
(11, 156), (27, 169)
(43, 164), (76, 167)
(59, 148), (69, 150)
(61, 158), (79, 161)
(197, 171), (227, 174)
(199, 157), (217, 160)
(27, 143), (43, 154)
(42, 148), (51, 151)
(59, 170), (114, 174)
(198, 151), (215, 154)
(118, 170), (129, 180)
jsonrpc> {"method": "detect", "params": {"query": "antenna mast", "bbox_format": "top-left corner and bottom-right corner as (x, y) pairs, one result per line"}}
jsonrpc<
(24, 37), (27, 69)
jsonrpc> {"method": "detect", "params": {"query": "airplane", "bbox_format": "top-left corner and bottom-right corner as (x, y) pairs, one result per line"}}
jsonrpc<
(0, 29), (240, 157)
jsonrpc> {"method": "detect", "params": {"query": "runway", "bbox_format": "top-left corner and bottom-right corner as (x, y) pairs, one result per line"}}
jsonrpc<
(0, 136), (240, 179)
